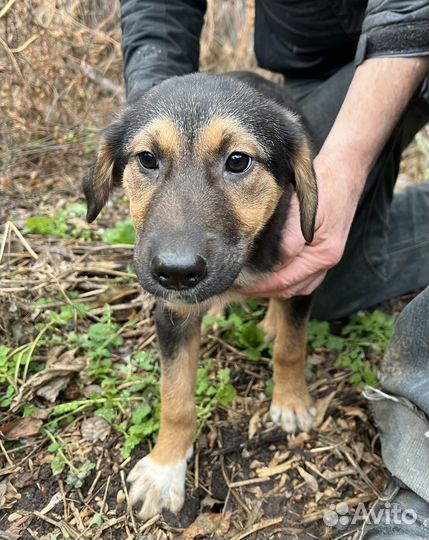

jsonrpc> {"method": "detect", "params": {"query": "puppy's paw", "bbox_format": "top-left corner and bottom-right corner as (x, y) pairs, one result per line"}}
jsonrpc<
(127, 450), (191, 520)
(270, 397), (316, 433)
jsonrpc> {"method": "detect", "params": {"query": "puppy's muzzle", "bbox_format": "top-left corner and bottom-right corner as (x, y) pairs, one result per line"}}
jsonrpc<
(151, 253), (207, 291)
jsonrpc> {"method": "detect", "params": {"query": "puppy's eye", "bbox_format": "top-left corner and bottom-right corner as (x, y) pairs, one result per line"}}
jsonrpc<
(225, 152), (252, 174)
(137, 151), (158, 170)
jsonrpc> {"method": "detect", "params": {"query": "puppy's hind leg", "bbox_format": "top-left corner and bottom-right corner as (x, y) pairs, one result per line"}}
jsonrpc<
(127, 303), (202, 520)
(270, 296), (316, 433)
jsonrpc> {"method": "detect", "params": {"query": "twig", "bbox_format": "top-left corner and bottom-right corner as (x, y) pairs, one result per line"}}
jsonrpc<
(228, 477), (271, 488)
(0, 221), (11, 264)
(256, 456), (299, 478)
(79, 61), (124, 98)
(32, 511), (79, 539)
(11, 34), (40, 53)
(0, 37), (25, 82)
(120, 469), (138, 536)
(0, 438), (14, 467)
(343, 449), (380, 496)
(2, 222), (39, 262)
(100, 475), (111, 513)
(138, 513), (161, 534)
(219, 454), (250, 516)
(300, 494), (374, 524)
(0, 0), (18, 18)
(230, 517), (283, 540)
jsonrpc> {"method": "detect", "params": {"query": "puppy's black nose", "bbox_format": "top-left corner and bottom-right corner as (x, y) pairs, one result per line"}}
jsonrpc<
(151, 254), (207, 290)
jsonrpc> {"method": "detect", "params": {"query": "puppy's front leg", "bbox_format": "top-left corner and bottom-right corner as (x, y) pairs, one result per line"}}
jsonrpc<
(128, 303), (202, 519)
(270, 296), (316, 433)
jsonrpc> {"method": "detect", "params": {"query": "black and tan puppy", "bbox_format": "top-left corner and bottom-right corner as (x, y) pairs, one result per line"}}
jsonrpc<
(83, 72), (318, 519)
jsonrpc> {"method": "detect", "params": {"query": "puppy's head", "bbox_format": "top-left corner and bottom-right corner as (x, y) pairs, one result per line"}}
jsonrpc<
(84, 74), (317, 304)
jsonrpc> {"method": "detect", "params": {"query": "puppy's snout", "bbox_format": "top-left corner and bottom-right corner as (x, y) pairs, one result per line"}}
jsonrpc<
(151, 253), (207, 290)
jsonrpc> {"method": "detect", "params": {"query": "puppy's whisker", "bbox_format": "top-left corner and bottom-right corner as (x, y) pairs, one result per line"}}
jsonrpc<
(192, 292), (201, 317)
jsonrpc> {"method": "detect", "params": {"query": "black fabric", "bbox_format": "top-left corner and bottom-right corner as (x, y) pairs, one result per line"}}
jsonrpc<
(356, 21), (429, 65)
(120, 0), (429, 103)
(121, 0), (206, 102)
(254, 0), (366, 79)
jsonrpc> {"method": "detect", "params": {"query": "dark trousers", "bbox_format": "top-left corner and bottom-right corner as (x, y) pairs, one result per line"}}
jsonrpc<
(286, 63), (429, 320)
(365, 286), (429, 508)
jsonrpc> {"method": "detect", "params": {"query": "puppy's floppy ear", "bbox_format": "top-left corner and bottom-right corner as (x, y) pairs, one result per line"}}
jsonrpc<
(291, 137), (318, 243)
(83, 117), (128, 222)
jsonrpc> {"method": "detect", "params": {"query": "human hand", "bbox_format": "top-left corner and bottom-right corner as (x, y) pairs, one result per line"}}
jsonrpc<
(241, 153), (366, 299)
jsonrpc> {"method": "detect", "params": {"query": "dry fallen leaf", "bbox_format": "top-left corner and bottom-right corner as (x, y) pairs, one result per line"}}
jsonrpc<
(288, 432), (310, 450)
(36, 375), (72, 402)
(297, 466), (319, 493)
(0, 418), (43, 441)
(315, 391), (336, 427)
(182, 511), (232, 539)
(11, 353), (85, 411)
(341, 405), (368, 422)
(0, 481), (21, 509)
(248, 409), (262, 439)
(80, 416), (111, 442)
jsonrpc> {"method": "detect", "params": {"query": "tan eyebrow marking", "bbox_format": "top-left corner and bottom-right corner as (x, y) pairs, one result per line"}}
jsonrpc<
(198, 117), (267, 161)
(129, 117), (183, 158)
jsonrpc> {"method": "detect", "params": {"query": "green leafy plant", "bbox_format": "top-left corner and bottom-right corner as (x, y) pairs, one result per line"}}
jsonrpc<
(0, 321), (55, 408)
(23, 202), (90, 240)
(0, 345), (15, 408)
(204, 301), (271, 362)
(309, 311), (395, 387)
(308, 321), (344, 351)
(102, 219), (136, 245)
(195, 360), (236, 436)
(46, 432), (95, 488)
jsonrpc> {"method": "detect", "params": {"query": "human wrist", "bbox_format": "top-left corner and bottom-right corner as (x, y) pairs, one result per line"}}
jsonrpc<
(314, 149), (367, 208)
(317, 130), (373, 179)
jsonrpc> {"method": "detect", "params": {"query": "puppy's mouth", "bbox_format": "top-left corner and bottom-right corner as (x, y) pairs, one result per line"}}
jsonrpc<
(133, 236), (250, 304)
(136, 269), (241, 305)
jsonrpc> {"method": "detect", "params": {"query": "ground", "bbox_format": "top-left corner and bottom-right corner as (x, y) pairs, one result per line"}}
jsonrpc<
(1, 2), (428, 540)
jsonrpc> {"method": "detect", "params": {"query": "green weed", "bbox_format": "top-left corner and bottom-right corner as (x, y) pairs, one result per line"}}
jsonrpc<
(46, 431), (95, 488)
(0, 321), (55, 408)
(3, 277), (395, 484)
(204, 301), (271, 362)
(23, 202), (90, 240)
(102, 219), (136, 245)
(309, 310), (395, 387)
(195, 360), (236, 437)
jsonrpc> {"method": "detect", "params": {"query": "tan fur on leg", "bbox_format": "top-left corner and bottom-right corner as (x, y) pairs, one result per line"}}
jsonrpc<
(270, 299), (315, 433)
(152, 332), (200, 464)
(127, 321), (201, 519)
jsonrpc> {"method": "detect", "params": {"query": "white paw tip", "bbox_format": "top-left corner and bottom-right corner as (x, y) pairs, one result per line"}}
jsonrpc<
(127, 451), (191, 519)
(270, 404), (315, 433)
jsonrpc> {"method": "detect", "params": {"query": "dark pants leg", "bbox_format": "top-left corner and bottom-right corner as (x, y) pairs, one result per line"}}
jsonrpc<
(358, 288), (429, 539)
(367, 287), (429, 503)
(286, 65), (429, 321)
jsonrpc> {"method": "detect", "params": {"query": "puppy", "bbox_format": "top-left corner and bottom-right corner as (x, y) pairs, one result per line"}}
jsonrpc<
(83, 72), (318, 519)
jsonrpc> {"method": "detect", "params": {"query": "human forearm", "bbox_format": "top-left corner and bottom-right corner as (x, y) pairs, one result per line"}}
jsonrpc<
(121, 0), (207, 103)
(319, 57), (429, 189)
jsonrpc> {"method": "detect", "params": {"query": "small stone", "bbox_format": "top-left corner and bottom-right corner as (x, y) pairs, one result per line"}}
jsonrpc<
(116, 489), (126, 505)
